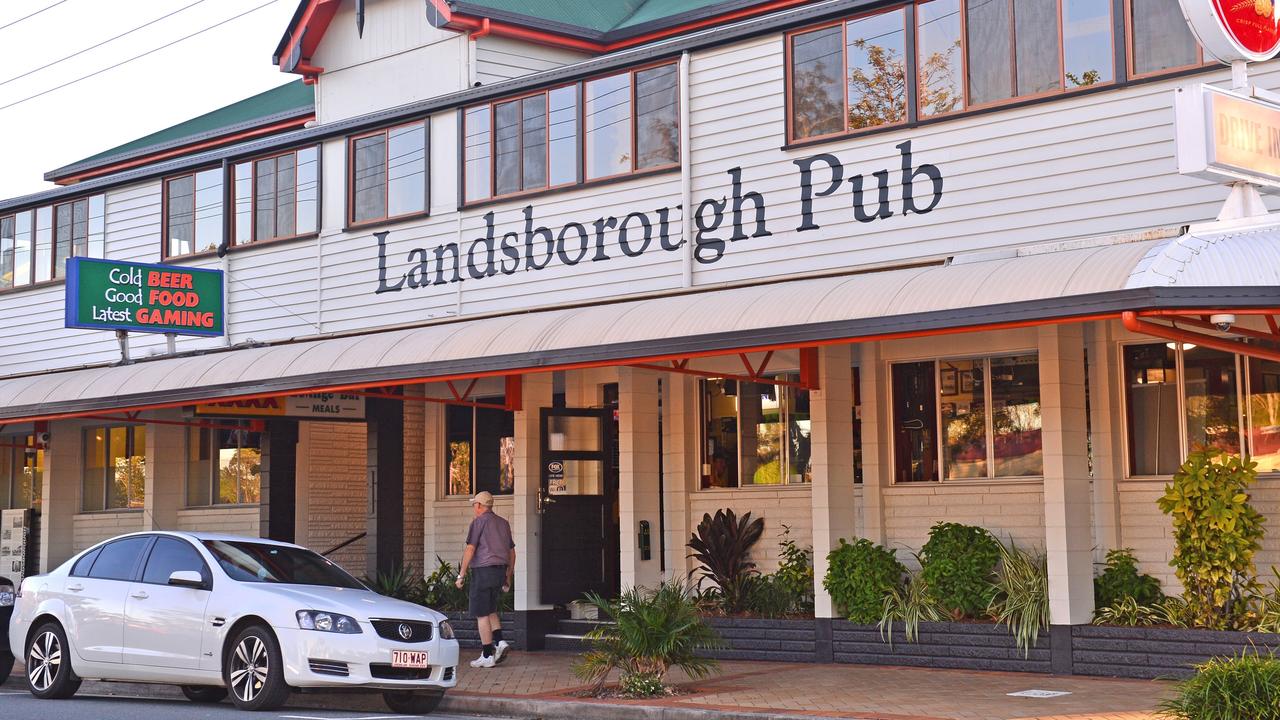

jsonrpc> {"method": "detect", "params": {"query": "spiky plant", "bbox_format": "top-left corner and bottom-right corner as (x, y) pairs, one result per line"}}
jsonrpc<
(687, 509), (765, 613)
(878, 565), (942, 647)
(989, 540), (1049, 656)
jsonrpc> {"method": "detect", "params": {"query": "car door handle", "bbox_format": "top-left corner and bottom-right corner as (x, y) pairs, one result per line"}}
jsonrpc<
(130, 591), (149, 600)
(66, 583), (83, 592)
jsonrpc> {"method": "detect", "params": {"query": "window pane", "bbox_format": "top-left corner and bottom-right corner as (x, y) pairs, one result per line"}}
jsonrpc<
(786, 383), (812, 483)
(54, 203), (73, 277)
(82, 427), (106, 512)
(1131, 0), (1199, 75)
(464, 106), (492, 202)
(1248, 358), (1280, 473)
(847, 9), (907, 130)
(296, 146), (319, 235)
(893, 362), (939, 482)
(548, 86), (577, 186)
(992, 355), (1042, 476)
(702, 379), (739, 488)
(218, 428), (261, 504)
(445, 404), (473, 496)
(495, 101), (521, 196)
(71, 198), (88, 259)
(255, 158), (277, 242)
(549, 460), (603, 495)
(88, 537), (150, 581)
(1184, 346), (1240, 456)
(275, 153), (297, 239)
(13, 211), (31, 287)
(20, 437), (43, 511)
(635, 64), (678, 169)
(87, 195), (105, 259)
(353, 133), (387, 222)
(522, 94), (548, 190)
(233, 162), (253, 244)
(742, 382), (784, 485)
(918, 0), (965, 116)
(547, 415), (600, 451)
(387, 122), (426, 217)
(942, 359), (988, 479)
(142, 537), (206, 585)
(34, 207), (51, 283)
(71, 547), (100, 577)
(967, 0), (1013, 105)
(1124, 344), (1180, 475)
(195, 169), (222, 253)
(1064, 0), (1113, 87)
(167, 175), (195, 257)
(187, 426), (212, 507)
(0, 445), (10, 508)
(1015, 0), (1061, 95)
(852, 367), (863, 483)
(106, 426), (146, 510)
(0, 216), (13, 290)
(585, 72), (632, 179)
(790, 25), (845, 139)
(476, 405), (515, 495)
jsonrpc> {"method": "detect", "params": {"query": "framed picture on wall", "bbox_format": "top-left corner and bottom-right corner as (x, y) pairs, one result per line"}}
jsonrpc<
(960, 370), (974, 394)
(941, 368), (957, 395)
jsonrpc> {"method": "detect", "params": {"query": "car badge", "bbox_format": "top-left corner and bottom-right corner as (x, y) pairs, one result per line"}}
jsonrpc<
(398, 623), (413, 640)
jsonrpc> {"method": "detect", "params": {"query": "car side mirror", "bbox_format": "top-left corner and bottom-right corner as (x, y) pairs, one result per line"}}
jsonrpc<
(168, 570), (206, 589)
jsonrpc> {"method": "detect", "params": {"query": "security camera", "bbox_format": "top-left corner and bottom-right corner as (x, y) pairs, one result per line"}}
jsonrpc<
(1210, 313), (1236, 332)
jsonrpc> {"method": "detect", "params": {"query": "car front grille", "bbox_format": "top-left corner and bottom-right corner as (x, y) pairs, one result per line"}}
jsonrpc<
(308, 659), (350, 677)
(370, 663), (435, 681)
(443, 666), (454, 682)
(371, 619), (433, 643)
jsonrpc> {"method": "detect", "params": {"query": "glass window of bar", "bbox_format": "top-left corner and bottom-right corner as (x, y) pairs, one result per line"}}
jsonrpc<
(700, 377), (812, 489)
(186, 424), (262, 506)
(82, 425), (146, 512)
(445, 398), (515, 497)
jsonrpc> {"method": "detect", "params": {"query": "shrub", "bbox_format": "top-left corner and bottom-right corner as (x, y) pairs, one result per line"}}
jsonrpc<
(364, 564), (420, 602)
(919, 522), (1001, 619)
(1161, 651), (1280, 720)
(1094, 548), (1163, 608)
(989, 540), (1049, 656)
(687, 509), (765, 613)
(825, 538), (906, 623)
(878, 566), (942, 646)
(1157, 448), (1265, 630)
(772, 524), (814, 613)
(573, 580), (721, 696)
(1092, 597), (1160, 627)
(415, 557), (513, 612)
(741, 575), (798, 618)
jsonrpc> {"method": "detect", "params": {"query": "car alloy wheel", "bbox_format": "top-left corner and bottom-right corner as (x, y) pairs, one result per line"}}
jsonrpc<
(228, 635), (269, 703)
(28, 631), (61, 692)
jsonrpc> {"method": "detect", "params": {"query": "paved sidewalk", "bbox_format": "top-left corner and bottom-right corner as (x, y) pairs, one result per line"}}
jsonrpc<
(6, 652), (1174, 720)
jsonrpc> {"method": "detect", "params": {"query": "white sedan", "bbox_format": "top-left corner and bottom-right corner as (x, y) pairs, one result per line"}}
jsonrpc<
(8, 531), (459, 713)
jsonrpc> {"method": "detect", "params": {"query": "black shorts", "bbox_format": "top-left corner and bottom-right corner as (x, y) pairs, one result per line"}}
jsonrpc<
(468, 565), (507, 617)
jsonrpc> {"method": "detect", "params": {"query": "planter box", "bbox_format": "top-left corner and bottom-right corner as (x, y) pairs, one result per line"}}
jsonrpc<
(1072, 624), (1280, 679)
(831, 621), (1051, 674)
(700, 617), (818, 663)
(444, 611), (520, 649)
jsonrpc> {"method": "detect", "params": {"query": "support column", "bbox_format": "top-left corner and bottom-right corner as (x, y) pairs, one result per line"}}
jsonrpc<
(367, 396), (404, 577)
(40, 421), (81, 573)
(422, 402), (444, 570)
(856, 342), (888, 544)
(513, 373), (555, 649)
(1085, 321), (1123, 554)
(662, 374), (695, 580)
(810, 344), (855, 662)
(618, 367), (661, 590)
(260, 419), (299, 542)
(1040, 324), (1094, 674)
(144, 416), (184, 531)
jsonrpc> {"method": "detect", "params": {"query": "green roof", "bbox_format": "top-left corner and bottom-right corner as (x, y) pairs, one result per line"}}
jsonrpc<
(51, 80), (314, 178)
(453, 0), (744, 35)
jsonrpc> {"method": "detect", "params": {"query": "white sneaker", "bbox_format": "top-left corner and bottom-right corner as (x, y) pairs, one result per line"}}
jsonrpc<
(494, 640), (511, 664)
(469, 654), (496, 668)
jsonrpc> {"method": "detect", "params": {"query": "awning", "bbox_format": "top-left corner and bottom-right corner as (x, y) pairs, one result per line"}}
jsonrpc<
(4, 218), (1280, 423)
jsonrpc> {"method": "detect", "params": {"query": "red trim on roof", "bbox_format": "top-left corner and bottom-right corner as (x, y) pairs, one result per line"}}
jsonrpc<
(277, 0), (341, 81)
(53, 115), (314, 185)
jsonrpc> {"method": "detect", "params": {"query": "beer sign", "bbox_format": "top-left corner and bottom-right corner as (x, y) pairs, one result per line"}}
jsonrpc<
(65, 257), (224, 336)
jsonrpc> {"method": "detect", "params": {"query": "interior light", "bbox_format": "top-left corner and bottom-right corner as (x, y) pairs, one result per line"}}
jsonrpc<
(1167, 342), (1196, 350)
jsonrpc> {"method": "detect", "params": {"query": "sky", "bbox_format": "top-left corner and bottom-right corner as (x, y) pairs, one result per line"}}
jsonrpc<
(0, 0), (305, 200)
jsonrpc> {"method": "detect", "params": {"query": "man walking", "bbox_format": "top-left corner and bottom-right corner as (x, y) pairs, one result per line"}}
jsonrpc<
(455, 490), (515, 668)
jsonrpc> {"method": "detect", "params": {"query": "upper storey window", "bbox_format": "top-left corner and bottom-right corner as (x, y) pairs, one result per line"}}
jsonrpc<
(348, 121), (429, 227)
(464, 62), (680, 204)
(1, 194), (104, 289)
(232, 146), (320, 245)
(164, 168), (223, 259)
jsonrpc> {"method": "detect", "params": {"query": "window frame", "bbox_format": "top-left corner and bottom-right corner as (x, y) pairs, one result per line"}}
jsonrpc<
(0, 434), (42, 510)
(345, 119), (431, 230)
(464, 83), (581, 204)
(161, 166), (223, 261)
(232, 145), (323, 247)
(1122, 0), (1208, 81)
(184, 423), (262, 508)
(441, 397), (516, 499)
(0, 194), (103, 292)
(697, 376), (812, 490)
(138, 535), (213, 589)
(81, 424), (147, 513)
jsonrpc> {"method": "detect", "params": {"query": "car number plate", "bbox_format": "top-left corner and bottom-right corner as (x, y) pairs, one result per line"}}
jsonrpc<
(392, 650), (429, 668)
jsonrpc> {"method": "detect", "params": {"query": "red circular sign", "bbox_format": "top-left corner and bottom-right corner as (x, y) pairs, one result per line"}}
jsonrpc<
(1212, 0), (1280, 55)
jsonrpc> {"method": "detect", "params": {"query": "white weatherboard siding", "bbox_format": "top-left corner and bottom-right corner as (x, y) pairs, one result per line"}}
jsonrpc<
(474, 36), (591, 85)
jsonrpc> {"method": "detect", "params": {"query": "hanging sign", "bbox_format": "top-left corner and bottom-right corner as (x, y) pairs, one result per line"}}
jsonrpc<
(194, 392), (365, 420)
(1175, 83), (1280, 190)
(1179, 0), (1280, 63)
(65, 257), (224, 336)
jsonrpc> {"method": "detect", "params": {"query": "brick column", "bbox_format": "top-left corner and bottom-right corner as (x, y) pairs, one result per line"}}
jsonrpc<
(618, 367), (661, 590)
(855, 342), (888, 544)
(40, 420), (81, 572)
(144, 414), (184, 531)
(662, 374), (695, 580)
(810, 344), (855, 621)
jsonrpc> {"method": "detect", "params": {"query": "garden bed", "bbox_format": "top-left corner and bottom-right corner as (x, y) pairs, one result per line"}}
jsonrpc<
(831, 620), (1051, 674)
(699, 617), (818, 663)
(1072, 624), (1280, 679)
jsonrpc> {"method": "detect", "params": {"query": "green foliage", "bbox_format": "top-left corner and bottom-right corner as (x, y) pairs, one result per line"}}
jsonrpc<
(740, 575), (798, 619)
(1157, 449), (1266, 630)
(772, 524), (814, 614)
(1252, 570), (1280, 634)
(620, 672), (665, 698)
(1091, 597), (1161, 627)
(364, 564), (420, 601)
(878, 566), (942, 647)
(1094, 548), (1164, 608)
(824, 538), (906, 623)
(687, 509), (765, 614)
(1161, 651), (1280, 720)
(989, 540), (1049, 657)
(1153, 597), (1194, 628)
(573, 580), (722, 695)
(919, 522), (1001, 619)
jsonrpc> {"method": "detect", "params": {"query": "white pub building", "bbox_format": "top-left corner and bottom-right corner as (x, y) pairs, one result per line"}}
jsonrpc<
(3, 0), (1280, 672)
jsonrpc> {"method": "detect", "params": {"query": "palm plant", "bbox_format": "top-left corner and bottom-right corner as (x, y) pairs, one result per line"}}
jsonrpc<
(687, 509), (765, 613)
(364, 564), (420, 602)
(989, 540), (1049, 656)
(573, 580), (722, 696)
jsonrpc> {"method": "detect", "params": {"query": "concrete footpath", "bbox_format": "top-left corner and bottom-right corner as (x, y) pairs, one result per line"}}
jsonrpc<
(6, 651), (1174, 720)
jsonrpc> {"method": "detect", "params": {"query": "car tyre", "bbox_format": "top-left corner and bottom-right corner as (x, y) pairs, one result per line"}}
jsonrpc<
(224, 625), (289, 711)
(0, 649), (13, 685)
(26, 622), (80, 699)
(181, 685), (228, 703)
(383, 690), (444, 714)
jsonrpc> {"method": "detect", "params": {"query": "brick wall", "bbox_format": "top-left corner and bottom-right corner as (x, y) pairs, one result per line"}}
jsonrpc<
(176, 506), (260, 535)
(688, 487), (813, 574)
(883, 483), (1046, 566)
(73, 511), (144, 550)
(301, 421), (368, 572)
(403, 389), (425, 573)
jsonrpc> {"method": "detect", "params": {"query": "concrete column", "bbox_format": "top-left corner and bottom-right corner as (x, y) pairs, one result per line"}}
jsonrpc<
(1085, 321), (1123, 555)
(810, 344), (855, 620)
(513, 373), (553, 611)
(662, 374), (696, 580)
(144, 417), (184, 531)
(1040, 324), (1095, 637)
(856, 342), (888, 544)
(618, 367), (662, 590)
(421, 402), (444, 571)
(40, 420), (81, 572)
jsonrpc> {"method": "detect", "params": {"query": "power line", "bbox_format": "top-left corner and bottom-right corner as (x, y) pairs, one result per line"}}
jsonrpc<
(0, 0), (285, 113)
(0, 0), (69, 33)
(0, 0), (212, 88)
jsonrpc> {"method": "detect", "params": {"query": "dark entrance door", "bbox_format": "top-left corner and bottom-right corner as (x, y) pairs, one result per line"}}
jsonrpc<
(539, 407), (619, 604)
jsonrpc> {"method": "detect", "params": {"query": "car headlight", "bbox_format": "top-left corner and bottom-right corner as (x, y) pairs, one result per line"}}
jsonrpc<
(296, 610), (361, 634)
(0, 585), (13, 608)
(438, 621), (454, 640)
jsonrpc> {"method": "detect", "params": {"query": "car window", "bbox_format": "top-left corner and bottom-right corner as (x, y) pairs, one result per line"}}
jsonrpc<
(142, 537), (210, 587)
(88, 536), (151, 581)
(204, 540), (365, 589)
(70, 547), (102, 577)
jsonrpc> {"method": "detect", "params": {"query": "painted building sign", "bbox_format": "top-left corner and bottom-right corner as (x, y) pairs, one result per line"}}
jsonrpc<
(1176, 84), (1280, 189)
(1180, 0), (1280, 62)
(65, 257), (224, 336)
(194, 392), (366, 420)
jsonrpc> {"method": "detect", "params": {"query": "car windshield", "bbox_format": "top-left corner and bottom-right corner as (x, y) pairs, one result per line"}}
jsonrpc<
(203, 540), (366, 589)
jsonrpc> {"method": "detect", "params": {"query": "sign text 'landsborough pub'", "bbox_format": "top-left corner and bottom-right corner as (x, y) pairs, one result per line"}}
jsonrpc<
(64, 257), (225, 336)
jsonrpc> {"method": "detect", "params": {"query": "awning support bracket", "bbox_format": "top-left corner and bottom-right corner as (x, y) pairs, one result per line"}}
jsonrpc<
(1122, 311), (1280, 362)
(630, 347), (820, 390)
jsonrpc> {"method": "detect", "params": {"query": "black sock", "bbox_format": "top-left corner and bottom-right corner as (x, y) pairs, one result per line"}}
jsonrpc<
(493, 629), (504, 643)
(482, 643), (495, 658)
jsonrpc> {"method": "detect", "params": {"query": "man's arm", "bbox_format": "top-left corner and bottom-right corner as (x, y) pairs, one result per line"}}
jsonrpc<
(456, 544), (476, 589)
(504, 546), (515, 591)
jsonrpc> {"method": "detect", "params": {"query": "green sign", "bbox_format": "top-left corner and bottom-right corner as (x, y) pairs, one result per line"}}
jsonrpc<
(65, 257), (224, 336)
